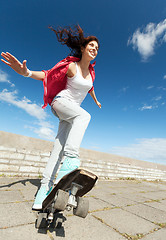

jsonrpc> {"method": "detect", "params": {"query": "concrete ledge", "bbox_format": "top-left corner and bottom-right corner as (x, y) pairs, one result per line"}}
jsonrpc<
(0, 131), (166, 181)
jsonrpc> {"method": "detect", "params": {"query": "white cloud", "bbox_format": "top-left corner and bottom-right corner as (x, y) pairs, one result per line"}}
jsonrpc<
(0, 89), (55, 140)
(0, 89), (46, 120)
(0, 69), (15, 87)
(139, 105), (153, 111)
(147, 85), (154, 90)
(153, 96), (162, 101)
(34, 127), (55, 140)
(0, 69), (9, 83)
(128, 19), (166, 61)
(138, 93), (164, 111)
(110, 138), (166, 165)
(36, 121), (55, 140)
(164, 75), (166, 79)
(25, 124), (55, 140)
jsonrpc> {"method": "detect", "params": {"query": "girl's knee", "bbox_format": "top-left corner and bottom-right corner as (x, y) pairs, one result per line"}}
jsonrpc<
(87, 112), (91, 122)
(83, 111), (91, 123)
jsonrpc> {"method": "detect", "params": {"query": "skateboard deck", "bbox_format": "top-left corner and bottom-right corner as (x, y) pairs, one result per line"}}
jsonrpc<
(36, 168), (98, 229)
(42, 168), (98, 211)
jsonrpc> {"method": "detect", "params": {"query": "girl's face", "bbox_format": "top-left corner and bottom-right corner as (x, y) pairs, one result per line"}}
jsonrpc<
(82, 40), (99, 61)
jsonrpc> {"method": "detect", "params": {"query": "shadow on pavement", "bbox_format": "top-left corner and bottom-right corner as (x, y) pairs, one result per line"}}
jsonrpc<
(36, 212), (67, 238)
(0, 178), (41, 189)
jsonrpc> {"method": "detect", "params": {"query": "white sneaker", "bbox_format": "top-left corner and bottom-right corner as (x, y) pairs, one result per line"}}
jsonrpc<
(32, 185), (52, 210)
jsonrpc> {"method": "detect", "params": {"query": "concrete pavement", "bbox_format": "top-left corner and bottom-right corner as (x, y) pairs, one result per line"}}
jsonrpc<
(0, 177), (166, 240)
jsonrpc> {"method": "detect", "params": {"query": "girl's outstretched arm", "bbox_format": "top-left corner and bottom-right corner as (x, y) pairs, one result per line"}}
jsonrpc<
(90, 90), (101, 108)
(1, 52), (45, 81)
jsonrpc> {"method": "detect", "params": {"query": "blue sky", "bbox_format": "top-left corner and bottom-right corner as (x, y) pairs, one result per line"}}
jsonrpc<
(0, 0), (166, 165)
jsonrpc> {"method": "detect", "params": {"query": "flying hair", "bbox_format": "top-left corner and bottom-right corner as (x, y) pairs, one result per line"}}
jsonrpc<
(48, 25), (100, 58)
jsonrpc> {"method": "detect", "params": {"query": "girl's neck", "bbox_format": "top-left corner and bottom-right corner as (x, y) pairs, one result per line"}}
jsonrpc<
(78, 57), (91, 70)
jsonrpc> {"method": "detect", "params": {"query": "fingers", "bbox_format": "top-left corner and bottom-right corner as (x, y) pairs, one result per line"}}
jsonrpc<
(1, 52), (11, 58)
(1, 52), (11, 66)
(1, 58), (11, 66)
(5, 52), (17, 61)
(1, 52), (10, 62)
(1, 52), (21, 65)
(23, 60), (27, 69)
(97, 102), (102, 108)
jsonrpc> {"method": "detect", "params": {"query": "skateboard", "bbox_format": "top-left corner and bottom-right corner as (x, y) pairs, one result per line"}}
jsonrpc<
(35, 168), (98, 229)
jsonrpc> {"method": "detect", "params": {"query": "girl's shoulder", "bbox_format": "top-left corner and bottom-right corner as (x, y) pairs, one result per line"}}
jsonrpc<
(67, 62), (77, 78)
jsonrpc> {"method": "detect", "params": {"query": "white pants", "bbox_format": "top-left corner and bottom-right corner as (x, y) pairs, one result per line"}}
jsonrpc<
(41, 97), (91, 188)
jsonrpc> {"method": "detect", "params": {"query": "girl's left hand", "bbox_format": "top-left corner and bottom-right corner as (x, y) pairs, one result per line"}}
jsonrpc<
(96, 101), (101, 108)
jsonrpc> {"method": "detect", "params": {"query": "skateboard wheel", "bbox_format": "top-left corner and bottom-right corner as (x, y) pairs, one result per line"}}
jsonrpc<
(35, 212), (47, 229)
(73, 197), (89, 218)
(54, 189), (69, 211)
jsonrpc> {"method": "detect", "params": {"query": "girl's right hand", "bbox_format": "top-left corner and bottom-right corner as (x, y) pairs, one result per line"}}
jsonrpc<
(1, 52), (29, 76)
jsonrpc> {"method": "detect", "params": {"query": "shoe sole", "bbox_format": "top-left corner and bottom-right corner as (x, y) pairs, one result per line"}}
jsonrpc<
(32, 204), (42, 211)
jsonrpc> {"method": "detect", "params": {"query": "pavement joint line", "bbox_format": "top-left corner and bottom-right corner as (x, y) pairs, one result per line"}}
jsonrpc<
(119, 204), (165, 228)
(89, 206), (120, 214)
(0, 200), (33, 204)
(137, 226), (163, 239)
(91, 194), (166, 209)
(113, 190), (166, 195)
(121, 233), (145, 240)
(0, 188), (27, 191)
(92, 213), (163, 240)
(90, 202), (166, 237)
(117, 195), (166, 206)
(91, 214), (133, 240)
(144, 199), (161, 203)
(65, 206), (119, 217)
(0, 222), (35, 230)
(153, 222), (166, 228)
(89, 195), (117, 207)
(0, 188), (33, 191)
(65, 213), (74, 217)
(0, 189), (13, 191)
(90, 195), (166, 209)
(47, 230), (54, 240)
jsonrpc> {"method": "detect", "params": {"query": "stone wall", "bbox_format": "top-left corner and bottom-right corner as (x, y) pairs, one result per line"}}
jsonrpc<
(0, 131), (166, 181)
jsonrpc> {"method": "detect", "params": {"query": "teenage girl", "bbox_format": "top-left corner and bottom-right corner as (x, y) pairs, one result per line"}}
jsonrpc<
(1, 25), (101, 210)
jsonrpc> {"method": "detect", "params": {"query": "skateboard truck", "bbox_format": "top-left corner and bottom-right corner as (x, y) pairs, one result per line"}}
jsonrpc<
(66, 182), (83, 210)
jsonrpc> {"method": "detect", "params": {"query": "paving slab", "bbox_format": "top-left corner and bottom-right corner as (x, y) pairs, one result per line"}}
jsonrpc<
(0, 202), (35, 228)
(124, 204), (166, 223)
(51, 213), (126, 240)
(142, 228), (166, 240)
(137, 191), (166, 201)
(1, 224), (51, 240)
(109, 187), (140, 195)
(0, 190), (24, 203)
(87, 196), (114, 212)
(1, 177), (166, 240)
(134, 185), (161, 192)
(86, 188), (112, 202)
(103, 194), (137, 207)
(144, 201), (166, 212)
(93, 208), (157, 237)
(160, 199), (166, 205)
(142, 182), (166, 191)
(20, 188), (37, 201)
(119, 193), (150, 203)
